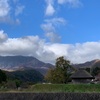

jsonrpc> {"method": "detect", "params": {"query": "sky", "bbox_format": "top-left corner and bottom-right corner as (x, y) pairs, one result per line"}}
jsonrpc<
(0, 0), (100, 64)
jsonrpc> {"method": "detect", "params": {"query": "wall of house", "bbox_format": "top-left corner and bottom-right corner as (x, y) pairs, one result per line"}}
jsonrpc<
(72, 79), (91, 83)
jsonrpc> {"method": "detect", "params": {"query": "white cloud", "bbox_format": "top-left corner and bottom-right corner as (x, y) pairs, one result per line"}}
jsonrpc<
(41, 21), (61, 43)
(45, 4), (55, 16)
(45, 18), (66, 26)
(1, 30), (100, 64)
(45, 0), (55, 16)
(0, 30), (8, 42)
(44, 0), (82, 16)
(68, 42), (100, 64)
(44, 42), (100, 64)
(0, 16), (20, 24)
(58, 0), (81, 7)
(0, 0), (24, 24)
(0, 0), (10, 17)
(0, 35), (44, 56)
(15, 5), (25, 16)
(41, 17), (66, 43)
(41, 23), (55, 33)
(46, 32), (61, 43)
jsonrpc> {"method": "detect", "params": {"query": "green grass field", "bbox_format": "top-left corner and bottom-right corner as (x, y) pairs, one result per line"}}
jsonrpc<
(1, 83), (100, 93)
(28, 84), (100, 93)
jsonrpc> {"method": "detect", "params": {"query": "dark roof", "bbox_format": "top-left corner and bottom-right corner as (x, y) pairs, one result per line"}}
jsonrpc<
(70, 69), (94, 79)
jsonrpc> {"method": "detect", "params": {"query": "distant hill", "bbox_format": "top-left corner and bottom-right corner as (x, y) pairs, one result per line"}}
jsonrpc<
(72, 59), (100, 69)
(0, 56), (53, 75)
(91, 60), (100, 68)
(5, 68), (44, 83)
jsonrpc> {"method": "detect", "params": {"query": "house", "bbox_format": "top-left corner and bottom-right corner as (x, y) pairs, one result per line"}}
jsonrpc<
(70, 68), (94, 83)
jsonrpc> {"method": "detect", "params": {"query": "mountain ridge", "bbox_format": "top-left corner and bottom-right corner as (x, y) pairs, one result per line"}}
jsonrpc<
(0, 55), (100, 74)
(73, 59), (100, 69)
(0, 55), (53, 75)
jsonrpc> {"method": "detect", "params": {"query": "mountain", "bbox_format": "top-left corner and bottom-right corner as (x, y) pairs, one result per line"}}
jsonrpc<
(0, 56), (53, 75)
(1, 55), (100, 76)
(73, 59), (100, 69)
(5, 68), (44, 83)
(90, 60), (100, 71)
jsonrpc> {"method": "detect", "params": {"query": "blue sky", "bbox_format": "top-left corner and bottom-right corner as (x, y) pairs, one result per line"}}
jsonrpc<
(0, 0), (100, 64)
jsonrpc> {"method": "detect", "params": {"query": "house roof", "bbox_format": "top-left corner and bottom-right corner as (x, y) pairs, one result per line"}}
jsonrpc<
(70, 69), (94, 79)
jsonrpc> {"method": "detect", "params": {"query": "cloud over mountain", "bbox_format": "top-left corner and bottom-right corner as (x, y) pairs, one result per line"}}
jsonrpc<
(0, 30), (100, 64)
(0, 0), (99, 65)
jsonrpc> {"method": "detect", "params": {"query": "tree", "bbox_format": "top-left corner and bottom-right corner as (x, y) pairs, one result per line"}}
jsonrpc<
(45, 56), (74, 83)
(90, 61), (100, 76)
(0, 69), (7, 83)
(15, 79), (21, 89)
(91, 67), (100, 76)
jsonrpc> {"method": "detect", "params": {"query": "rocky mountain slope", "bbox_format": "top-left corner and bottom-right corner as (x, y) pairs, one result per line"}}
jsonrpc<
(0, 56), (53, 75)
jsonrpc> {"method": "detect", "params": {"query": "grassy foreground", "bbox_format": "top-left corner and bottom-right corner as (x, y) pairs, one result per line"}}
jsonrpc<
(28, 84), (100, 93)
(0, 84), (100, 93)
